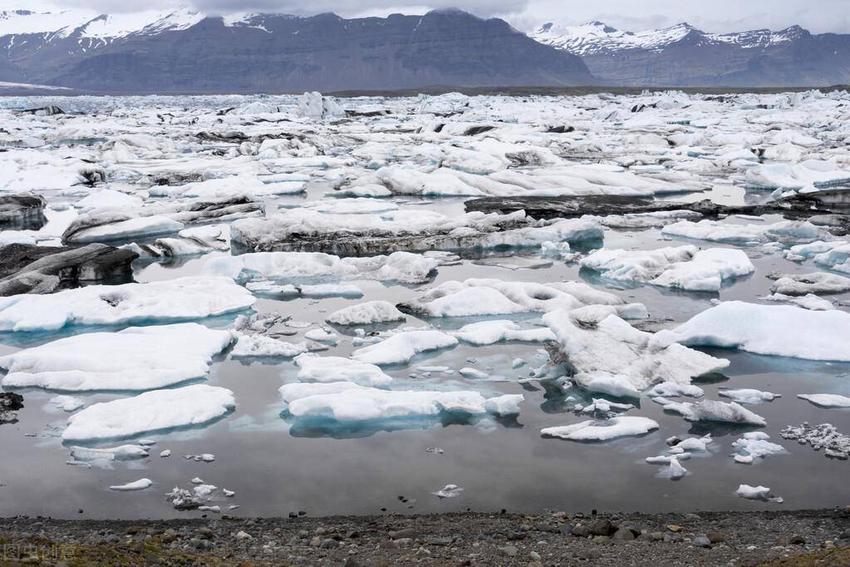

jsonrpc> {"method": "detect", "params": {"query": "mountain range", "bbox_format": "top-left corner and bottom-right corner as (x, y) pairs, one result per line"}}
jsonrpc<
(1, 8), (849, 92)
(532, 20), (850, 87)
(0, 9), (591, 93)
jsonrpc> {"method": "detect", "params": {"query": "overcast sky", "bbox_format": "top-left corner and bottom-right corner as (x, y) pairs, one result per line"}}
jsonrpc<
(7, 0), (850, 34)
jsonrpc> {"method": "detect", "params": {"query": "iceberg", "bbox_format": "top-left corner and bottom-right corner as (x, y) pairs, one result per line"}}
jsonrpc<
(543, 308), (729, 394)
(731, 432), (786, 464)
(735, 484), (783, 503)
(0, 323), (234, 391)
(280, 381), (522, 421)
(205, 251), (438, 285)
(326, 301), (406, 326)
(62, 384), (236, 443)
(797, 394), (850, 408)
(0, 276), (255, 332)
(541, 416), (659, 442)
(351, 330), (458, 366)
(719, 389), (781, 404)
(581, 246), (754, 292)
(399, 278), (646, 319)
(659, 301), (850, 361)
(293, 354), (393, 387)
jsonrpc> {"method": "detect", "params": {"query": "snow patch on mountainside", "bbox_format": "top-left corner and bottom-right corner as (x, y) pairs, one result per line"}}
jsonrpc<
(532, 20), (809, 55)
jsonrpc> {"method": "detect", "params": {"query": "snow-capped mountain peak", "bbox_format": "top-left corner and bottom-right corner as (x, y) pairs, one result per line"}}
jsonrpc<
(532, 20), (812, 55)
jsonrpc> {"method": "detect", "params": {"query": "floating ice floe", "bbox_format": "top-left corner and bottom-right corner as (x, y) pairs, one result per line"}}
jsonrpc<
(62, 384), (236, 443)
(541, 416), (659, 442)
(646, 382), (704, 399)
(0, 323), (233, 391)
(719, 389), (781, 404)
(48, 395), (86, 412)
(731, 432), (786, 464)
(325, 301), (406, 326)
(761, 293), (834, 311)
(231, 334), (309, 359)
(451, 320), (555, 346)
(280, 382), (522, 421)
(781, 422), (850, 460)
(351, 330), (458, 366)
(109, 478), (153, 491)
(661, 219), (823, 246)
(399, 278), (646, 319)
(797, 394), (850, 408)
(735, 484), (783, 503)
(543, 308), (729, 398)
(432, 484), (464, 498)
(768, 272), (850, 296)
(293, 354), (393, 387)
(743, 160), (850, 194)
(658, 301), (850, 361)
(205, 251), (438, 285)
(68, 444), (150, 462)
(61, 209), (184, 244)
(581, 246), (754, 292)
(661, 399), (766, 426)
(0, 276), (255, 332)
(229, 208), (602, 255)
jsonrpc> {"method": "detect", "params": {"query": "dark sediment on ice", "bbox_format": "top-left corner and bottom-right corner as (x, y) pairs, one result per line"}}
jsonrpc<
(0, 193), (47, 231)
(0, 243), (138, 295)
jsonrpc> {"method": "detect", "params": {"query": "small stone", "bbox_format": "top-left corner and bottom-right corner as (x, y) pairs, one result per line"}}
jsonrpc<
(389, 528), (416, 540)
(571, 525), (591, 538)
(707, 532), (726, 544)
(587, 519), (616, 537)
(320, 538), (339, 549)
(612, 528), (636, 541)
(235, 531), (252, 541)
(667, 524), (683, 533)
(530, 551), (542, 561)
(197, 527), (214, 540)
(592, 535), (610, 543)
(499, 545), (518, 557)
(790, 535), (806, 545)
(309, 536), (321, 547)
(693, 535), (712, 548)
(507, 531), (527, 541)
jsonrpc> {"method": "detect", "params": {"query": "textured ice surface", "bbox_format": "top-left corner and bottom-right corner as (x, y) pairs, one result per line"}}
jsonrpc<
(581, 246), (754, 291)
(294, 354), (393, 387)
(351, 330), (458, 366)
(797, 394), (850, 408)
(541, 416), (659, 442)
(62, 384), (236, 442)
(0, 276), (254, 332)
(280, 382), (522, 421)
(544, 308), (729, 394)
(326, 301), (405, 326)
(400, 278), (646, 318)
(660, 301), (850, 361)
(205, 251), (438, 285)
(0, 323), (233, 391)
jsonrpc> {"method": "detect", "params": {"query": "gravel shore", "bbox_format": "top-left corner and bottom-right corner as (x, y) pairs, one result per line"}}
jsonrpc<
(1, 509), (848, 566)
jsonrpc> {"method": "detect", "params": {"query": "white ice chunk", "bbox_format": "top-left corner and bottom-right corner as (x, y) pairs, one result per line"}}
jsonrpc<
(719, 389), (781, 404)
(351, 330), (458, 366)
(326, 301), (406, 326)
(797, 394), (850, 408)
(659, 301), (850, 361)
(732, 432), (786, 464)
(452, 320), (555, 346)
(541, 416), (659, 441)
(109, 478), (153, 491)
(0, 276), (255, 332)
(294, 354), (393, 386)
(231, 334), (309, 358)
(0, 324), (234, 391)
(62, 385), (236, 442)
(736, 484), (783, 503)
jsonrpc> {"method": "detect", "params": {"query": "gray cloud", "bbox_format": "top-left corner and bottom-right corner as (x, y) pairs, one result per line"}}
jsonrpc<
(8, 0), (850, 33)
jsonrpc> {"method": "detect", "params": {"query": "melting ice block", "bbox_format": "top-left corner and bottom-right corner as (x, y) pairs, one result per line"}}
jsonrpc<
(351, 330), (458, 366)
(280, 381), (522, 421)
(0, 276), (255, 332)
(0, 323), (234, 391)
(62, 384), (236, 443)
(541, 416), (659, 442)
(659, 301), (850, 361)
